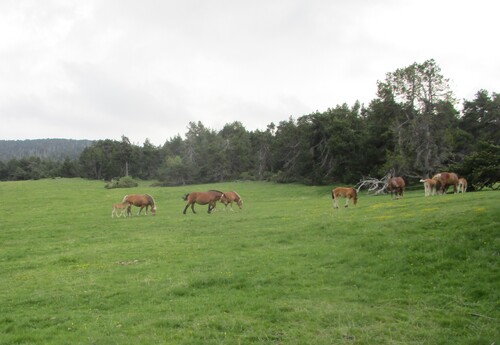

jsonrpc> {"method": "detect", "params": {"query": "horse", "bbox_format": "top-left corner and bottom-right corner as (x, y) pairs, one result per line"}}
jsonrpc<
(111, 202), (129, 218)
(183, 190), (223, 214)
(419, 178), (437, 196)
(386, 176), (405, 199)
(220, 191), (243, 211)
(432, 172), (459, 194)
(457, 177), (468, 193)
(332, 187), (357, 209)
(122, 194), (157, 216)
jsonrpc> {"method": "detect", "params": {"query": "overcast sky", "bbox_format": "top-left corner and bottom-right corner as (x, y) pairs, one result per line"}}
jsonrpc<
(1, 0), (498, 146)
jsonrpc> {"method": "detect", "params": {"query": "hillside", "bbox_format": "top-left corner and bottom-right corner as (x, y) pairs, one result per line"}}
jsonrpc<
(0, 139), (93, 161)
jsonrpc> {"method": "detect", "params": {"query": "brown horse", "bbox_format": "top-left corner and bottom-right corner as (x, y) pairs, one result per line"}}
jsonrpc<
(432, 172), (459, 194)
(457, 177), (468, 193)
(386, 176), (405, 199)
(419, 178), (437, 196)
(122, 194), (157, 216)
(111, 202), (129, 218)
(220, 191), (243, 211)
(183, 190), (223, 214)
(332, 187), (358, 209)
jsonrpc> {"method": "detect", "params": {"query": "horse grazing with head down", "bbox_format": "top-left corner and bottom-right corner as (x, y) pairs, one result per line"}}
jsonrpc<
(122, 194), (156, 216)
(419, 178), (437, 196)
(386, 176), (405, 199)
(183, 190), (223, 214)
(457, 177), (468, 193)
(332, 187), (357, 209)
(220, 191), (243, 211)
(432, 172), (459, 194)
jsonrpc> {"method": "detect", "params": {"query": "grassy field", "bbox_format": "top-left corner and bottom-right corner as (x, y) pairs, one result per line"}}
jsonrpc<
(0, 178), (498, 344)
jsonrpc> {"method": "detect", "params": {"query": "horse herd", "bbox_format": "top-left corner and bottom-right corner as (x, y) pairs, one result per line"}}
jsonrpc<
(111, 172), (467, 217)
(111, 191), (243, 218)
(332, 172), (467, 209)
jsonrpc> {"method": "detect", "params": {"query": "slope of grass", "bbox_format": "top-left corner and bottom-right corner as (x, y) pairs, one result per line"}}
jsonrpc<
(0, 179), (498, 344)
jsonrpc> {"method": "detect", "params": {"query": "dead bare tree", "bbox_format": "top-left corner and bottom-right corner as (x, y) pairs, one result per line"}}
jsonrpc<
(355, 172), (393, 195)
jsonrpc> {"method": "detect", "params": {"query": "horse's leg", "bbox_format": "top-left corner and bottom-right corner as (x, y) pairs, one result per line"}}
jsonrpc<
(112, 208), (115, 218)
(183, 203), (190, 214)
(345, 197), (349, 208)
(333, 195), (338, 209)
(191, 203), (196, 214)
(127, 205), (132, 217)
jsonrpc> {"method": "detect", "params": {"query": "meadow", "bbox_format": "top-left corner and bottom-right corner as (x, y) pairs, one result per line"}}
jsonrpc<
(0, 178), (498, 344)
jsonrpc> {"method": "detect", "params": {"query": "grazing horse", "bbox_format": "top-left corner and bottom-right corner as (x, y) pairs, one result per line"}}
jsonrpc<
(432, 172), (459, 194)
(122, 194), (157, 216)
(220, 191), (243, 211)
(183, 190), (223, 214)
(111, 202), (129, 218)
(332, 187), (357, 209)
(419, 178), (437, 196)
(386, 176), (405, 199)
(457, 177), (468, 193)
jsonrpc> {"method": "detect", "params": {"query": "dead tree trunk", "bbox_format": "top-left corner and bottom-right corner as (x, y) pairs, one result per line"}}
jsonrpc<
(355, 172), (393, 195)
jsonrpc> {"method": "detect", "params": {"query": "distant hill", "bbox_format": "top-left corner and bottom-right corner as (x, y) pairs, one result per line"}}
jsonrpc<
(0, 139), (94, 161)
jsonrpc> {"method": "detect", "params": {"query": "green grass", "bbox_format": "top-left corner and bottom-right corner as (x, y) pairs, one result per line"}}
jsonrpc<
(0, 178), (498, 344)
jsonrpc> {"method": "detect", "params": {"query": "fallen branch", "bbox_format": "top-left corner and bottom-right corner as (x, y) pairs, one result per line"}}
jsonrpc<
(356, 172), (392, 195)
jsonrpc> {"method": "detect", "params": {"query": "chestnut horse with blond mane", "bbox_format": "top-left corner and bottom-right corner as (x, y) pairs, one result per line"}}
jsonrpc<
(332, 187), (357, 209)
(457, 177), (468, 193)
(220, 191), (243, 211)
(183, 190), (223, 214)
(419, 178), (437, 196)
(432, 172), (459, 194)
(122, 194), (157, 216)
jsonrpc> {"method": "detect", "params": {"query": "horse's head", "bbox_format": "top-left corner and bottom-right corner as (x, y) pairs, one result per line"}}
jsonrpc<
(151, 206), (157, 215)
(182, 193), (189, 201)
(237, 199), (243, 209)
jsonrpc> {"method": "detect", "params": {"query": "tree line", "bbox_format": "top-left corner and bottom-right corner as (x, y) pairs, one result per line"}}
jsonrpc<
(1, 60), (499, 190)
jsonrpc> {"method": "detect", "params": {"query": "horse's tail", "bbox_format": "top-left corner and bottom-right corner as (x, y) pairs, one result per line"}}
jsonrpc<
(352, 188), (358, 204)
(419, 179), (425, 183)
(331, 190), (335, 199)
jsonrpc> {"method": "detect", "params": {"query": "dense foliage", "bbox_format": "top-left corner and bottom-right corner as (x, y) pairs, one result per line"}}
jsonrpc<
(1, 60), (498, 188)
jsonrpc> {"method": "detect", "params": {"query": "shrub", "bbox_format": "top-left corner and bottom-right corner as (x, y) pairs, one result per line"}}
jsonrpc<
(104, 176), (138, 189)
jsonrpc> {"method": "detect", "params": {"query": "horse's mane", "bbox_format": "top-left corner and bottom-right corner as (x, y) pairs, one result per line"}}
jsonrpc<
(233, 191), (242, 200)
(145, 194), (156, 207)
(122, 195), (129, 203)
(208, 189), (223, 194)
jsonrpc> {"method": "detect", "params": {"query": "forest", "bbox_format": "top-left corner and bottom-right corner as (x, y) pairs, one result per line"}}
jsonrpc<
(1, 60), (499, 190)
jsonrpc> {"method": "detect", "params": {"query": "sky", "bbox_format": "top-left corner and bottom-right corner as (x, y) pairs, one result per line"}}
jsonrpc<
(1, 0), (499, 146)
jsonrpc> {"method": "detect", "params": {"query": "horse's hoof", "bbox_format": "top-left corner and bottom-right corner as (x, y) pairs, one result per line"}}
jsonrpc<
(345, 205), (348, 208)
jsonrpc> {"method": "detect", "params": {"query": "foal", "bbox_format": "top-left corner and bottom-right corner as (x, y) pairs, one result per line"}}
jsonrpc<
(112, 202), (130, 218)
(220, 191), (243, 211)
(332, 187), (358, 209)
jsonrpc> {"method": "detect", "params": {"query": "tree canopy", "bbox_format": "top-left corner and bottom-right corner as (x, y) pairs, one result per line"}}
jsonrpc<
(1, 60), (498, 189)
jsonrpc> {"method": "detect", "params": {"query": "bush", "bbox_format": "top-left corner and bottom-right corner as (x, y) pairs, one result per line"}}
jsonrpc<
(104, 176), (138, 189)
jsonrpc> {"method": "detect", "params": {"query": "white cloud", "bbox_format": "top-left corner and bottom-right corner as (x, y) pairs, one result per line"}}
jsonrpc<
(0, 0), (498, 145)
